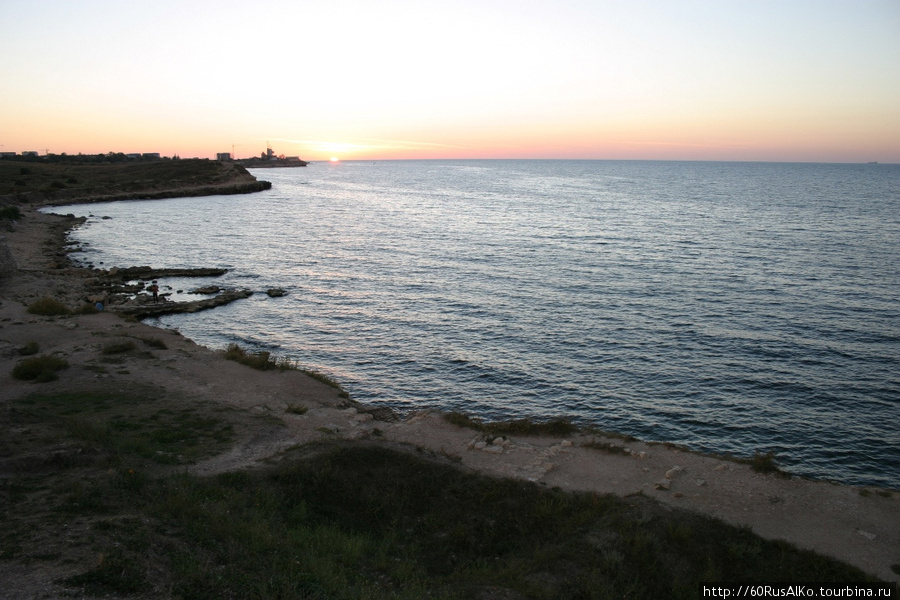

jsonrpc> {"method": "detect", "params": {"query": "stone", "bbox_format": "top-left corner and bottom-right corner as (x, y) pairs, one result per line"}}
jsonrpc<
(483, 444), (504, 454)
(665, 466), (683, 479)
(560, 439), (572, 447)
(655, 479), (671, 491)
(267, 288), (286, 297)
(696, 479), (707, 487)
(192, 286), (221, 295)
(474, 441), (487, 450)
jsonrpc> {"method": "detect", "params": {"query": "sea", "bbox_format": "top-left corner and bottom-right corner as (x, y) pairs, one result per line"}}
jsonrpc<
(48, 160), (900, 488)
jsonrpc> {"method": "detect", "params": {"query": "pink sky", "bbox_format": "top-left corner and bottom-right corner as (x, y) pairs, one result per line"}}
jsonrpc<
(2, 1), (898, 163)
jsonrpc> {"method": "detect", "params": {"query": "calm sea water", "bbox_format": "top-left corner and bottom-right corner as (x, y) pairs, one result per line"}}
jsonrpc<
(51, 160), (900, 488)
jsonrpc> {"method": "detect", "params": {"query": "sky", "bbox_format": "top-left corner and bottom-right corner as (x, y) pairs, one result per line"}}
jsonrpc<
(1, 0), (899, 163)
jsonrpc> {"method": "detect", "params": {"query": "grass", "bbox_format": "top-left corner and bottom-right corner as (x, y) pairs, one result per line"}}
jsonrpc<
(224, 343), (297, 371)
(26, 297), (70, 316)
(0, 204), (22, 220)
(101, 340), (137, 354)
(40, 445), (890, 598)
(17, 341), (40, 356)
(11, 354), (69, 382)
(0, 388), (887, 598)
(0, 157), (262, 199)
(744, 451), (789, 477)
(139, 336), (168, 349)
(10, 389), (235, 466)
(225, 343), (350, 398)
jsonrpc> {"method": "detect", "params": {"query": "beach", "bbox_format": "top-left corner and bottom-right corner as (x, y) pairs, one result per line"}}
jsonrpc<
(1, 198), (898, 593)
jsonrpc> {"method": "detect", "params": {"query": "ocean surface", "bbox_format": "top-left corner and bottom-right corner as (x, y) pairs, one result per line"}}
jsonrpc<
(50, 160), (900, 488)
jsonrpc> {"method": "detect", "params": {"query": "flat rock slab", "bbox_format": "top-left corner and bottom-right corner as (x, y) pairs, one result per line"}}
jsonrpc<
(106, 266), (228, 280)
(115, 289), (252, 318)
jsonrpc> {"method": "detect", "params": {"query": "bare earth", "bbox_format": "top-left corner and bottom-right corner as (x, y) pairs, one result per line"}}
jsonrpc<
(2, 208), (898, 588)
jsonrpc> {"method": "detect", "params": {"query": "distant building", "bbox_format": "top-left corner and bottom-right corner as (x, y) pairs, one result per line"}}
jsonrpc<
(142, 153), (161, 159)
(22, 151), (38, 157)
(126, 153), (142, 159)
(216, 152), (232, 161)
(0, 152), (16, 158)
(261, 146), (277, 160)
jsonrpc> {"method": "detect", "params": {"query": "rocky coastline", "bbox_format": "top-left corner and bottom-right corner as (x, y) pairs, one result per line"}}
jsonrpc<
(1, 178), (898, 589)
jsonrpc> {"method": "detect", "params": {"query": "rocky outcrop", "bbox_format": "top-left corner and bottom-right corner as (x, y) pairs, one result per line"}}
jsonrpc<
(105, 266), (228, 280)
(114, 289), (253, 318)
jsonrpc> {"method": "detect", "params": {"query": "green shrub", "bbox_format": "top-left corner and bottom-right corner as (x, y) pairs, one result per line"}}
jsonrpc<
(27, 297), (70, 316)
(12, 354), (69, 382)
(224, 343), (295, 372)
(102, 341), (137, 355)
(139, 336), (167, 349)
(0, 205), (22, 220)
(748, 451), (787, 476)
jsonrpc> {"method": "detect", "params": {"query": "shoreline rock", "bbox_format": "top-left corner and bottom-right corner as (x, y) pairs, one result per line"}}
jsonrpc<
(114, 289), (253, 318)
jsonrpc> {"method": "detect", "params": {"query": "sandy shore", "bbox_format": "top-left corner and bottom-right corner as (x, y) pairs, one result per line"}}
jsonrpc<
(1, 205), (898, 584)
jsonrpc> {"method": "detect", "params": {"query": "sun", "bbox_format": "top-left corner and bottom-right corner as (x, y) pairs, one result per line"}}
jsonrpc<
(330, 156), (339, 163)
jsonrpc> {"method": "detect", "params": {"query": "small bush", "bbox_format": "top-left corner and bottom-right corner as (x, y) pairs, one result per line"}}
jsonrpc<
(12, 354), (69, 382)
(300, 368), (342, 390)
(17, 341), (40, 356)
(224, 343), (274, 370)
(139, 336), (167, 350)
(444, 411), (485, 430)
(27, 297), (70, 316)
(748, 451), (787, 476)
(224, 343), (298, 372)
(102, 341), (137, 355)
(0, 205), (22, 220)
(74, 303), (100, 315)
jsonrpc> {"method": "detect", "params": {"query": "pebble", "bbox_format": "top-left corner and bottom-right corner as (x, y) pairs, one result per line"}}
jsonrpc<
(665, 466), (684, 479)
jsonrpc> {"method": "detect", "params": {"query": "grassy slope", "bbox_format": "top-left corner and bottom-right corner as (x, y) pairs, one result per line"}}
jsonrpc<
(0, 159), (268, 203)
(0, 384), (881, 600)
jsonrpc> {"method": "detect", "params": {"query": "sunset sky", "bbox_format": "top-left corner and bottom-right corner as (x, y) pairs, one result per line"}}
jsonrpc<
(2, 0), (898, 163)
